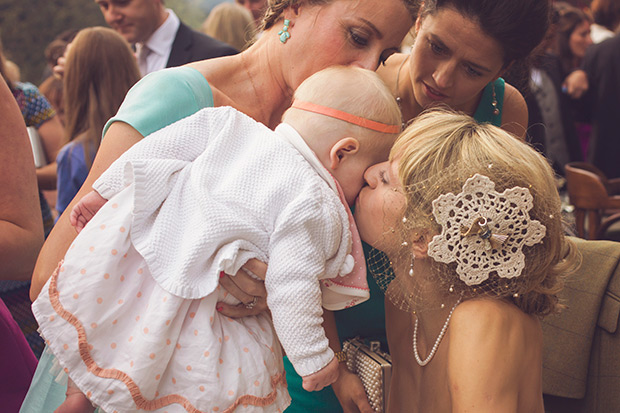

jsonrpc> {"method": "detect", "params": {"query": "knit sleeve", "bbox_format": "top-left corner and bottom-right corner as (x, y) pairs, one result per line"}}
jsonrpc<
(265, 190), (344, 377)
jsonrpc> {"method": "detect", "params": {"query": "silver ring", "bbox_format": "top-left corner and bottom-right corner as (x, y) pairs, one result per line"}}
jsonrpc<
(245, 296), (258, 309)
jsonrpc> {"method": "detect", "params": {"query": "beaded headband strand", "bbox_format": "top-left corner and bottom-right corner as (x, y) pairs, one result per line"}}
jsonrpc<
(290, 100), (401, 134)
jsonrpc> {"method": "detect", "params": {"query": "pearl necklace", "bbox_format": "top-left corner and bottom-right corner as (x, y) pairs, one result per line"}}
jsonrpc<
(394, 55), (410, 130)
(412, 297), (462, 366)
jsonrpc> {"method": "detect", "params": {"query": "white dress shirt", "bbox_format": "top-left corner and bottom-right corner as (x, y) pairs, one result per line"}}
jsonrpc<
(135, 8), (180, 76)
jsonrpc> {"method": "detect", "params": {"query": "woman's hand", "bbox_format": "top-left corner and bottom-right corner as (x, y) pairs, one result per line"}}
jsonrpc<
(332, 363), (374, 413)
(217, 258), (269, 317)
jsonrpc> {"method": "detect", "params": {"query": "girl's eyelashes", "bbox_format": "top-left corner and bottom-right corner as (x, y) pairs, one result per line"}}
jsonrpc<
(464, 64), (482, 77)
(379, 170), (389, 184)
(428, 39), (445, 55)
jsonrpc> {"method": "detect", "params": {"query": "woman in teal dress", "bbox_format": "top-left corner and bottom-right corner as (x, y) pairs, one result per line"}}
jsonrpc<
(25, 0), (417, 411)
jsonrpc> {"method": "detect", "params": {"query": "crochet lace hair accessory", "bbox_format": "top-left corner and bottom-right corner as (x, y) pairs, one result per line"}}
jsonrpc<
(365, 163), (556, 315)
(427, 174), (546, 286)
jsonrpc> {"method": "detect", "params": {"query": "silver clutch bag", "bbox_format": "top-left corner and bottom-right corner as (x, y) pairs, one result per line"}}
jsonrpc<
(342, 338), (392, 413)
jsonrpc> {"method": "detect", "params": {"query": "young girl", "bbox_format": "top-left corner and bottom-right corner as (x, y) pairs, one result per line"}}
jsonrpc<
(355, 109), (577, 412)
(32, 66), (401, 413)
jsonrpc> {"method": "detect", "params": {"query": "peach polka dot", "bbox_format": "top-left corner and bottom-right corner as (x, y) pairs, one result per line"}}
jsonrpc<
(210, 317), (214, 324)
(130, 361), (134, 367)
(89, 247), (95, 252)
(63, 344), (69, 350)
(104, 273), (110, 280)
(186, 365), (192, 371)
(129, 336), (133, 342)
(156, 374), (161, 380)
(123, 253), (128, 258)
(216, 372), (220, 378)
(224, 336), (230, 342)
(89, 344), (94, 351)
(218, 337), (222, 343)
(228, 390), (234, 396)
(150, 353), (156, 359)
(165, 320), (171, 326)
(107, 390), (114, 395)
(113, 319), (118, 325)
(136, 316), (140, 321)
(155, 391), (159, 397)
(118, 299), (124, 305)
(172, 377), (177, 384)
(238, 368), (242, 374)
(204, 351), (210, 357)
(163, 296), (168, 302)
(49, 315), (55, 322)
(100, 225), (106, 230)
(119, 227), (126, 233)
(97, 298), (103, 304)
(137, 268), (143, 274)
(199, 385), (205, 392)
(91, 323), (97, 329)
(64, 367), (69, 374)
(111, 343), (117, 349)
(112, 203), (118, 208)
(213, 408), (219, 412)
(194, 329), (198, 336)
(176, 343), (182, 350)
(137, 292), (142, 298)
(166, 339), (171, 345)
(80, 269), (86, 275)
(120, 275), (125, 282)
(219, 358), (223, 364)
(243, 347), (249, 353)
(86, 391), (92, 398)
(73, 293), (79, 299)
(111, 249), (118, 255)
(60, 266), (66, 272)
(144, 327), (149, 334)
(189, 312), (196, 318)
(254, 380), (260, 387)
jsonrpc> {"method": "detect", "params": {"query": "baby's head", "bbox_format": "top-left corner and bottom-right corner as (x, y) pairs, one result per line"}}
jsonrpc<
(282, 66), (401, 206)
(369, 109), (576, 317)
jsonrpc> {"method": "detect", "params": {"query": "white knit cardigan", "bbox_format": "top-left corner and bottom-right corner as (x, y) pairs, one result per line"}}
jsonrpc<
(93, 107), (363, 376)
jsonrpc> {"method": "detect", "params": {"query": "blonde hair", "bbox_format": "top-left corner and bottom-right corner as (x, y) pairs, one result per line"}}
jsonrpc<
(282, 66), (401, 151)
(202, 3), (257, 51)
(63, 27), (141, 168)
(391, 109), (577, 317)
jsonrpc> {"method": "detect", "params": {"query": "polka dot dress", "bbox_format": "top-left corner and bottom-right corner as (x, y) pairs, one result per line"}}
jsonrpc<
(33, 187), (290, 413)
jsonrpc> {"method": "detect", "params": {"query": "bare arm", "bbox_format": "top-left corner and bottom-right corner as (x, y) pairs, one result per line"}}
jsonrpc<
(500, 83), (528, 140)
(0, 78), (44, 280)
(30, 121), (143, 300)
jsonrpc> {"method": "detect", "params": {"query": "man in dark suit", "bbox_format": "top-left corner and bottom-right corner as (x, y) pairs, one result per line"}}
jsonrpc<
(94, 0), (237, 75)
(581, 33), (620, 178)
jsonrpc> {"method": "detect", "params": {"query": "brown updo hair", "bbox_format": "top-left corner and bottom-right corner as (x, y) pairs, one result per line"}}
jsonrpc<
(261, 0), (420, 31)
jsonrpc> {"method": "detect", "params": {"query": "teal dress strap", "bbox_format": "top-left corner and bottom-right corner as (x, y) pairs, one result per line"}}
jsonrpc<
(103, 66), (213, 138)
(473, 77), (504, 127)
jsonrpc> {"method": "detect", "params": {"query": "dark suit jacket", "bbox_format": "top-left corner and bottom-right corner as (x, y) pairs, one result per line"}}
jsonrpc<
(542, 237), (620, 412)
(166, 22), (238, 68)
(582, 34), (620, 179)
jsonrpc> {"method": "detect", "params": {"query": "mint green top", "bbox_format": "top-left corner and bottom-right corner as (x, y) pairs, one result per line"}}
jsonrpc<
(103, 66), (214, 138)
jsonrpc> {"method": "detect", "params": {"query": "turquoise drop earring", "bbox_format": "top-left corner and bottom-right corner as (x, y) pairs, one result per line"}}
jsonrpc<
(278, 19), (291, 43)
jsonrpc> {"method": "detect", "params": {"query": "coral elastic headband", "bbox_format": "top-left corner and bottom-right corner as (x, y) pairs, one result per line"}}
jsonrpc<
(291, 100), (401, 134)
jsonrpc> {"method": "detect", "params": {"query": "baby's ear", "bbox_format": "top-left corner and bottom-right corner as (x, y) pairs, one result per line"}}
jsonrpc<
(329, 137), (360, 170)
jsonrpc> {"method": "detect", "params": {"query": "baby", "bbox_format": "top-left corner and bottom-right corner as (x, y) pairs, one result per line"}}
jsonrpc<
(33, 66), (401, 413)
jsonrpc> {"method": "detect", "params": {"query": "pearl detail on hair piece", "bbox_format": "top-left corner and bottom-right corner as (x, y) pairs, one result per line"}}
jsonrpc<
(412, 297), (462, 366)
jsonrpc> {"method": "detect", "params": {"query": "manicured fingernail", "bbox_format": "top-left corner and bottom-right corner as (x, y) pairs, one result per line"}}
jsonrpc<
(219, 271), (225, 278)
(216, 306), (223, 311)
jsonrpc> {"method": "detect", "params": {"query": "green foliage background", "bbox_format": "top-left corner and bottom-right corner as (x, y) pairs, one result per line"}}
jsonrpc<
(0, 0), (209, 84)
